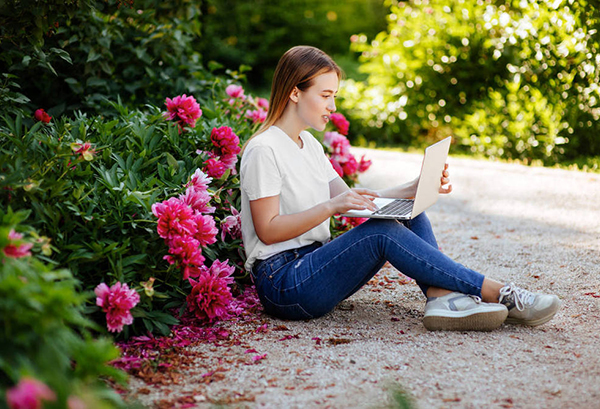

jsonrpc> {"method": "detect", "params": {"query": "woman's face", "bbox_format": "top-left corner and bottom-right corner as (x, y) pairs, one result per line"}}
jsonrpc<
(296, 71), (338, 132)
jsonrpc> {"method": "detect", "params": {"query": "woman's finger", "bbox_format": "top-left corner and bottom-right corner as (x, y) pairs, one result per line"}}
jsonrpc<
(353, 188), (380, 198)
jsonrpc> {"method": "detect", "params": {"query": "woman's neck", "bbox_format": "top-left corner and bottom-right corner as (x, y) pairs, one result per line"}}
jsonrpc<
(274, 110), (305, 148)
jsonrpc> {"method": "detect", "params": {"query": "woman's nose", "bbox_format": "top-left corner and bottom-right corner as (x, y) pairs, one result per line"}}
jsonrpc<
(328, 99), (336, 112)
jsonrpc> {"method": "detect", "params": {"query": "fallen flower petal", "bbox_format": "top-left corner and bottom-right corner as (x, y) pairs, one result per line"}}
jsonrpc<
(252, 353), (267, 362)
(256, 323), (268, 333)
(278, 334), (299, 341)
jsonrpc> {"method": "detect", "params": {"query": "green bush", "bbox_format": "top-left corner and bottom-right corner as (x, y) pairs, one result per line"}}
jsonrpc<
(0, 0), (213, 116)
(0, 210), (128, 409)
(340, 0), (600, 165)
(0, 81), (261, 335)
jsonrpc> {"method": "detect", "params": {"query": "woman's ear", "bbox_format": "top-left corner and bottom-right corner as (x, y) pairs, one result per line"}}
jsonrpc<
(289, 87), (300, 103)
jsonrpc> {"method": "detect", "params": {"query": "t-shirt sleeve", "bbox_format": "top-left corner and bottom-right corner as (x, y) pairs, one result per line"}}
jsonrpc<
(241, 145), (282, 200)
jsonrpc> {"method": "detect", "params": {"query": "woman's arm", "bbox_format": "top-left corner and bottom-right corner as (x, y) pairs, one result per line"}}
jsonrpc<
(250, 187), (378, 245)
(329, 173), (421, 200)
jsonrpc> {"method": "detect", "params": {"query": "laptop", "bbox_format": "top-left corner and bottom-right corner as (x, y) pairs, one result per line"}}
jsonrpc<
(342, 136), (452, 220)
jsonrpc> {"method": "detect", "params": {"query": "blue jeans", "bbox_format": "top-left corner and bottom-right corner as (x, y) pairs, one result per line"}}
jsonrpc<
(251, 213), (485, 320)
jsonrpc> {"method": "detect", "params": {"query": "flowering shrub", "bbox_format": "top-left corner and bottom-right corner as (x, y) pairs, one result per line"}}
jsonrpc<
(0, 79), (373, 338)
(0, 212), (128, 408)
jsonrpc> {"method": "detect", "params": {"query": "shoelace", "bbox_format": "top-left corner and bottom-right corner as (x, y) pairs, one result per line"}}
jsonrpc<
(499, 283), (535, 311)
(468, 295), (482, 304)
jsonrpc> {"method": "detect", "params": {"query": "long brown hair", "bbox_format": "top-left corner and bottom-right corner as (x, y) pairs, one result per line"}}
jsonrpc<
(241, 45), (342, 154)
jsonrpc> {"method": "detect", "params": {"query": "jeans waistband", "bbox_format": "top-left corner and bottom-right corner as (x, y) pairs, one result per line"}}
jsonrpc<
(253, 241), (323, 275)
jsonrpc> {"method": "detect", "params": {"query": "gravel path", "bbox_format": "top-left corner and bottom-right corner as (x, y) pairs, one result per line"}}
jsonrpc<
(127, 147), (600, 409)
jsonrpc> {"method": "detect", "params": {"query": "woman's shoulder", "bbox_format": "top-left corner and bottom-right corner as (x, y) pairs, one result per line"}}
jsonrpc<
(245, 127), (282, 150)
(242, 128), (283, 163)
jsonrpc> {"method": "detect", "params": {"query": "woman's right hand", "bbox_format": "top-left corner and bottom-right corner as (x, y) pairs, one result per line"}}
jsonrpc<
(328, 188), (379, 215)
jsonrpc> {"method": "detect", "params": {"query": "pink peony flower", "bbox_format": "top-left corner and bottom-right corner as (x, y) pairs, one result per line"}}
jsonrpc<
(70, 142), (96, 161)
(179, 186), (215, 214)
(330, 113), (349, 135)
(323, 131), (351, 158)
(341, 155), (359, 176)
(225, 84), (245, 100)
(186, 168), (212, 191)
(245, 109), (267, 124)
(194, 214), (218, 247)
(6, 377), (56, 409)
(210, 126), (241, 157)
(219, 153), (238, 172)
(182, 264), (208, 280)
(34, 109), (52, 124)
(329, 158), (344, 178)
(164, 94), (202, 128)
(152, 197), (198, 240)
(187, 272), (233, 322)
(163, 236), (205, 276)
(221, 207), (241, 242)
(256, 97), (269, 110)
(204, 158), (227, 179)
(3, 230), (33, 258)
(207, 258), (235, 285)
(358, 155), (372, 172)
(95, 281), (140, 333)
(341, 216), (368, 227)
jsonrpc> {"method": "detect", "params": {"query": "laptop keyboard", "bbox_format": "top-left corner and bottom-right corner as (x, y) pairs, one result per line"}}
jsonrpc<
(373, 199), (413, 217)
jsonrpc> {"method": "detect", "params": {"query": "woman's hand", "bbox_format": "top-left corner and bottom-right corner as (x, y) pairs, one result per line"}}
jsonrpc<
(329, 188), (379, 214)
(439, 163), (452, 194)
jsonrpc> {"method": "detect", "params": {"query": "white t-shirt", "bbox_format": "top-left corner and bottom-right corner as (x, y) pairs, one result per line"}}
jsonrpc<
(240, 126), (340, 271)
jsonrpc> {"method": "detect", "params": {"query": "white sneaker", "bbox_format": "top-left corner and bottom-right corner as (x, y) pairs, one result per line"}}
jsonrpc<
(498, 283), (560, 326)
(423, 292), (508, 331)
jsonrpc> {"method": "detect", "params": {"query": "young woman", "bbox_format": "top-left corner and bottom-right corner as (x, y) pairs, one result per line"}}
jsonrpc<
(240, 45), (560, 331)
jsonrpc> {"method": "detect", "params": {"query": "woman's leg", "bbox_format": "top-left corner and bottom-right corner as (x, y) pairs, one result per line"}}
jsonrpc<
(401, 213), (497, 299)
(342, 213), (438, 299)
(254, 218), (486, 319)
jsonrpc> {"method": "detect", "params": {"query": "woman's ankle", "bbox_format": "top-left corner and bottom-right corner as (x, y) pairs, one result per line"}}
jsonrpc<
(426, 287), (453, 298)
(481, 278), (504, 303)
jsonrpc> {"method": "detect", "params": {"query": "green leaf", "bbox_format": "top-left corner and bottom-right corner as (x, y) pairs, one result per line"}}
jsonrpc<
(208, 60), (224, 72)
(86, 48), (101, 63)
(165, 152), (179, 170)
(50, 47), (72, 64)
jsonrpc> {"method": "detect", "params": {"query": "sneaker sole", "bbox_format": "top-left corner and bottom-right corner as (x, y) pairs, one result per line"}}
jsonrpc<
(423, 309), (508, 331)
(504, 302), (561, 326)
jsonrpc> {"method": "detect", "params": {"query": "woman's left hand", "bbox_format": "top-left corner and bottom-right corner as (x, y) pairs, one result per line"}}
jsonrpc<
(439, 163), (452, 194)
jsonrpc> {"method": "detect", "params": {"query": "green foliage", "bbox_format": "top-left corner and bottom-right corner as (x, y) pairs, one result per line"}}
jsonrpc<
(0, 0), (95, 47)
(0, 211), (127, 408)
(0, 81), (259, 336)
(0, 0), (212, 115)
(200, 0), (388, 89)
(340, 0), (600, 165)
